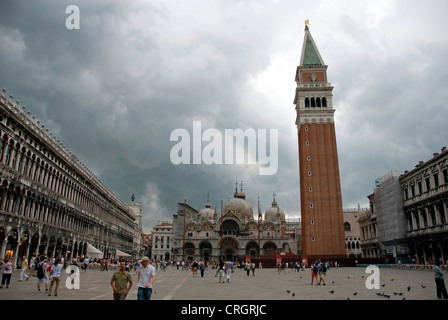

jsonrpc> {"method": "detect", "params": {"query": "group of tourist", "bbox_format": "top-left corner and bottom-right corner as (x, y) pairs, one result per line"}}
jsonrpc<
(310, 260), (329, 285)
(0, 255), (66, 296)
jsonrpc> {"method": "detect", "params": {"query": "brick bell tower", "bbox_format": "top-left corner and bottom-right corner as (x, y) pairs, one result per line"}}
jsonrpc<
(293, 21), (346, 257)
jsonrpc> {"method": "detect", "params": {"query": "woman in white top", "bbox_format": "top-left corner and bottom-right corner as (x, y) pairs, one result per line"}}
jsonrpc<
(48, 258), (63, 296)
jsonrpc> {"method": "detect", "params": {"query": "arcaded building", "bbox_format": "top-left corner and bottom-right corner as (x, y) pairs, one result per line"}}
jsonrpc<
(0, 89), (143, 266)
(171, 186), (298, 262)
(400, 147), (448, 264)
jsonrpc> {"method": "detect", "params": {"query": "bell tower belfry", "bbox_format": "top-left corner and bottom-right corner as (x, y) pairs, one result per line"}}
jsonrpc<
(293, 22), (346, 257)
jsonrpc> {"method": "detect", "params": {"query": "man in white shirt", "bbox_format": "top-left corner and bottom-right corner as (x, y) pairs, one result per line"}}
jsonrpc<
(137, 256), (156, 300)
(83, 257), (89, 272)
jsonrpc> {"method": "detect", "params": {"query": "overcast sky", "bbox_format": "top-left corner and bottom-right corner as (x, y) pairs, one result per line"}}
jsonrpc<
(1, 0), (447, 233)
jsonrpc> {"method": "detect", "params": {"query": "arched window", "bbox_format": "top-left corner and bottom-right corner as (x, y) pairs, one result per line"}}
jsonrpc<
(305, 98), (310, 108)
(222, 220), (239, 236)
(322, 97), (327, 107)
(316, 97), (321, 107)
(344, 222), (351, 231)
(311, 97), (315, 108)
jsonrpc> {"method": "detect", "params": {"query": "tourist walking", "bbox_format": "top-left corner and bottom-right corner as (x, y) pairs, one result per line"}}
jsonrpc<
(19, 256), (29, 281)
(310, 261), (318, 285)
(83, 257), (89, 272)
(36, 255), (49, 293)
(200, 261), (206, 278)
(225, 260), (233, 283)
(137, 256), (156, 300)
(48, 258), (63, 296)
(29, 255), (37, 277)
(217, 260), (225, 283)
(434, 260), (448, 299)
(1, 258), (13, 289)
(134, 260), (139, 275)
(111, 261), (133, 300)
(245, 261), (251, 276)
(192, 261), (198, 277)
(318, 261), (326, 285)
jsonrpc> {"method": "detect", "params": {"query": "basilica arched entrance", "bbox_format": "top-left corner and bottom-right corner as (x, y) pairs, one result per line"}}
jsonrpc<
(199, 241), (212, 262)
(183, 242), (195, 261)
(246, 241), (260, 256)
(263, 242), (277, 255)
(220, 237), (239, 261)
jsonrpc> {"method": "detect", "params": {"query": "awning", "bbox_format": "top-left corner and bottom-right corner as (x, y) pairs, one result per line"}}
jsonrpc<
(86, 244), (103, 258)
(116, 249), (132, 258)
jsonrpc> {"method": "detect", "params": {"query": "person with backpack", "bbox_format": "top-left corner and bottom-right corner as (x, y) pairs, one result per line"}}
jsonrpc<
(318, 261), (326, 285)
(36, 255), (49, 294)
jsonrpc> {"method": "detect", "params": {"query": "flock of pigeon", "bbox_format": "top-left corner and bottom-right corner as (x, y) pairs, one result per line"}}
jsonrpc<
(284, 272), (429, 300)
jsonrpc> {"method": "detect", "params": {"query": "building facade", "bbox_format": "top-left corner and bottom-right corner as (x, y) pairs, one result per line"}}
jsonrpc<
(0, 89), (143, 267)
(171, 186), (297, 262)
(357, 203), (380, 259)
(293, 23), (345, 257)
(400, 147), (448, 264)
(126, 200), (145, 258)
(358, 148), (448, 264)
(361, 172), (410, 262)
(151, 222), (172, 261)
(343, 207), (365, 258)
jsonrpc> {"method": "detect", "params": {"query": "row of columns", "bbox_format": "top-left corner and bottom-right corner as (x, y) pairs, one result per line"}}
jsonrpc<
(406, 200), (448, 231)
(0, 225), (125, 268)
(1, 137), (102, 217)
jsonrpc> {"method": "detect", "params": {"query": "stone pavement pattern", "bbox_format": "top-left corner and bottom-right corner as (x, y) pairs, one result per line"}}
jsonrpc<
(0, 266), (443, 300)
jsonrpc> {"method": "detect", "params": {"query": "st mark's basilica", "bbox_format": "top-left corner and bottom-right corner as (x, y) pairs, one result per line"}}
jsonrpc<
(171, 183), (300, 263)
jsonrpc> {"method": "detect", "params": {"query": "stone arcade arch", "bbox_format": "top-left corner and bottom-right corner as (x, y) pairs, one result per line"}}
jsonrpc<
(262, 242), (277, 255)
(183, 242), (195, 261)
(245, 241), (260, 256)
(199, 240), (212, 262)
(220, 237), (239, 261)
(5, 228), (18, 261)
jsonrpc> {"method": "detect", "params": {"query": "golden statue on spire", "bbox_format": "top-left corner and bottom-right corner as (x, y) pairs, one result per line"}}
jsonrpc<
(305, 19), (309, 26)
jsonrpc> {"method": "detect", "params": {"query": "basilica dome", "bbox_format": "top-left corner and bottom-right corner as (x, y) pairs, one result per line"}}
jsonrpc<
(199, 202), (216, 220)
(264, 200), (285, 222)
(223, 190), (253, 220)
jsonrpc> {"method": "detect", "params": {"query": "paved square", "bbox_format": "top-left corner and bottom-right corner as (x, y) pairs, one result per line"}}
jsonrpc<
(0, 265), (443, 300)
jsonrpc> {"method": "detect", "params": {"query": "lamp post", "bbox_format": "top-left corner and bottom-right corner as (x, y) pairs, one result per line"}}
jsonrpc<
(220, 196), (223, 260)
(183, 196), (186, 261)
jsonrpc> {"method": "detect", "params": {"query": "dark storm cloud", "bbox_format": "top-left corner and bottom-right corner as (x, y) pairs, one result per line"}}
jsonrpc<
(1, 0), (447, 232)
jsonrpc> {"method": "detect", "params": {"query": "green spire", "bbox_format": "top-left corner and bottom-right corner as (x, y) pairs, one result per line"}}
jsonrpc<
(301, 26), (324, 66)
